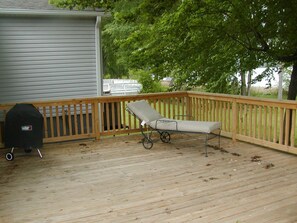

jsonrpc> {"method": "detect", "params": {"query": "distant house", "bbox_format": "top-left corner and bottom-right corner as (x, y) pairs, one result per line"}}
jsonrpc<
(0, 0), (105, 109)
(103, 79), (142, 96)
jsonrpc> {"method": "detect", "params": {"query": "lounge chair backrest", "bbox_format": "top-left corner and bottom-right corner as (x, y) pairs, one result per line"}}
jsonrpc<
(127, 100), (163, 123)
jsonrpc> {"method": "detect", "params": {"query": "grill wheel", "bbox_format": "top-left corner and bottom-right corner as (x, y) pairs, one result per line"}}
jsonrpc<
(5, 152), (14, 161)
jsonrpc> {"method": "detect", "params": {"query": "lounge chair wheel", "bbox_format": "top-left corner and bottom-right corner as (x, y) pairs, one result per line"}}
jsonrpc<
(160, 132), (170, 143)
(142, 138), (153, 149)
(5, 152), (14, 161)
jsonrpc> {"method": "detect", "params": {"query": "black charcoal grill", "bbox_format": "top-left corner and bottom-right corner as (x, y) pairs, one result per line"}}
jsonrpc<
(4, 104), (43, 160)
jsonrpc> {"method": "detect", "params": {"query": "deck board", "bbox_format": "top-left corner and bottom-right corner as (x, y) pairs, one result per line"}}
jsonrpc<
(0, 134), (297, 223)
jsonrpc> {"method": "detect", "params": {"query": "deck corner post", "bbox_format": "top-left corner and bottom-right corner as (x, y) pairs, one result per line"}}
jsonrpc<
(232, 99), (238, 142)
(94, 101), (101, 141)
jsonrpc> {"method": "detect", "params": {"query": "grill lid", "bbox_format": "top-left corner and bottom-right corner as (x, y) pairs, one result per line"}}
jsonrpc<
(4, 104), (43, 148)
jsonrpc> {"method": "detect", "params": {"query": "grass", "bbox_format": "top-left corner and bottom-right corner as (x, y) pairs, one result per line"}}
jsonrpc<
(250, 87), (288, 100)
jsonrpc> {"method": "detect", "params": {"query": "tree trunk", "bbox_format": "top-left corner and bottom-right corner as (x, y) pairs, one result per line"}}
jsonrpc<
(247, 70), (252, 96)
(287, 62), (297, 100)
(240, 71), (246, 96)
(278, 65), (283, 100)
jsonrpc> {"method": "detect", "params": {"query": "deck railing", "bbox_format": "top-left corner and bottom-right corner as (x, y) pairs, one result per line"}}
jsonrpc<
(0, 91), (296, 155)
(187, 92), (297, 154)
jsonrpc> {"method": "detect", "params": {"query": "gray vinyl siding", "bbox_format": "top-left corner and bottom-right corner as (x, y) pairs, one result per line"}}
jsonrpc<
(0, 16), (98, 105)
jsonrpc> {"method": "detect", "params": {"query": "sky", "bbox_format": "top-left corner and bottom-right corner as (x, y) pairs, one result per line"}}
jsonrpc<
(251, 68), (281, 88)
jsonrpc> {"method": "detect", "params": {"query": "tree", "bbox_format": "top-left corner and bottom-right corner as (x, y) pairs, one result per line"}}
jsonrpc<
(50, 0), (297, 100)
(101, 17), (128, 78)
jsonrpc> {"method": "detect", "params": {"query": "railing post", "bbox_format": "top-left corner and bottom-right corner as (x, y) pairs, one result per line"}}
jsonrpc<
(186, 95), (192, 119)
(93, 101), (100, 140)
(232, 99), (237, 142)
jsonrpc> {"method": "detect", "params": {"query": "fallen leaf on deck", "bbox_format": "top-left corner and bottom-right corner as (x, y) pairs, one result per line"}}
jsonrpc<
(231, 152), (241, 156)
(251, 155), (262, 162)
(264, 163), (275, 169)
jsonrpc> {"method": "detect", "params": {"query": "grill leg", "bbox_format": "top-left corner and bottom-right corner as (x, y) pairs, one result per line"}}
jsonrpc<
(36, 148), (43, 159)
(218, 132), (221, 149)
(205, 134), (208, 157)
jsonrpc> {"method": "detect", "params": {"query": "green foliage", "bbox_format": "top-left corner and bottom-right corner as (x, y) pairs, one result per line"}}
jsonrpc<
(49, 0), (115, 10)
(132, 70), (165, 93)
(101, 17), (128, 78)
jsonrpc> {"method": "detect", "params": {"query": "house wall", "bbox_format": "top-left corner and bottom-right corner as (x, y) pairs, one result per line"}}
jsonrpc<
(0, 16), (98, 105)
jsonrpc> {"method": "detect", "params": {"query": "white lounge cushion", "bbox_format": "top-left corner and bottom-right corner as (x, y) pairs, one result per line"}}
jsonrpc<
(150, 118), (221, 133)
(127, 100), (163, 123)
(127, 100), (221, 133)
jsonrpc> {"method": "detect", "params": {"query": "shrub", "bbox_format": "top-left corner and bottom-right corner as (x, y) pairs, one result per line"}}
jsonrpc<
(132, 70), (166, 93)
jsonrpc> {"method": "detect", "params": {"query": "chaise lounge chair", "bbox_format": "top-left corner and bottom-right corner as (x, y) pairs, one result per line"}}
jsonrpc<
(126, 100), (221, 156)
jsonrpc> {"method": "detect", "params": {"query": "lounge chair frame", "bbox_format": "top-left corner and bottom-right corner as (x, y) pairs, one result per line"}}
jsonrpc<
(126, 100), (221, 157)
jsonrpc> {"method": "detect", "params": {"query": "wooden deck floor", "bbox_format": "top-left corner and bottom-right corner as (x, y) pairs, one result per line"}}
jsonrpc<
(1, 134), (297, 223)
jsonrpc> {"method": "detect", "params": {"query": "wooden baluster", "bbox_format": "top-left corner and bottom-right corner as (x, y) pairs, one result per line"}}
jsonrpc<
(232, 100), (237, 142)
(290, 110), (296, 147)
(285, 109), (290, 146)
(94, 102), (100, 140)
(117, 102), (121, 131)
(224, 102), (227, 131)
(263, 106), (267, 141)
(172, 98), (176, 119)
(106, 103), (111, 132)
(122, 101), (127, 130)
(111, 102), (115, 132)
(238, 104), (242, 135)
(206, 99), (209, 121)
(190, 97), (195, 120)
(258, 105), (262, 139)
(228, 102), (231, 132)
(55, 106), (60, 137)
(49, 106), (54, 137)
(62, 105), (67, 136)
(279, 108), (284, 145)
(152, 99), (156, 110)
(182, 97), (186, 119)
(73, 104), (78, 135)
(128, 101), (132, 130)
(273, 107), (278, 143)
(248, 105), (252, 137)
(158, 99), (161, 116)
(268, 106), (273, 142)
(220, 101), (223, 125)
(79, 104), (84, 134)
(201, 99), (205, 121)
(253, 105), (257, 138)
(85, 103), (90, 134)
(244, 104), (248, 136)
(67, 105), (73, 136)
(215, 101), (219, 122)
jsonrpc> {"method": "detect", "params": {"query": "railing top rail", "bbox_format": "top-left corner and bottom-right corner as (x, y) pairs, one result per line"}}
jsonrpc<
(188, 91), (297, 108)
(0, 91), (189, 109)
(0, 91), (296, 109)
(97, 91), (188, 103)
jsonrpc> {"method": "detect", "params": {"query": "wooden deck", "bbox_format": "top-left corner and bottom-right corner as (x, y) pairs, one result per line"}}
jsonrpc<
(1, 134), (297, 223)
